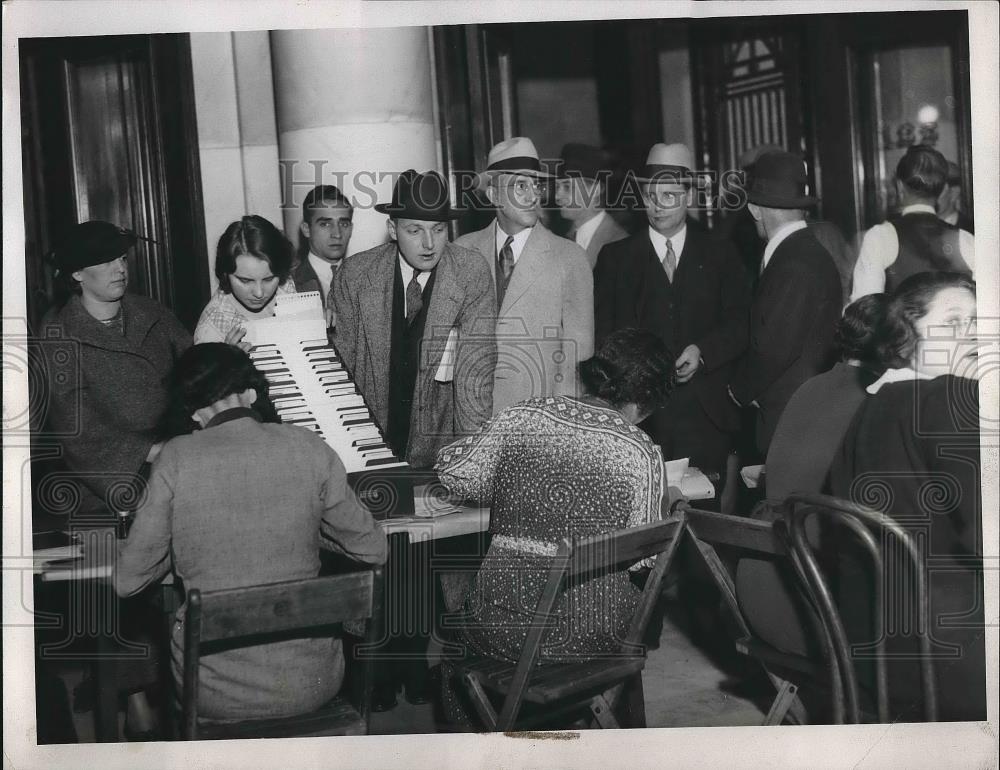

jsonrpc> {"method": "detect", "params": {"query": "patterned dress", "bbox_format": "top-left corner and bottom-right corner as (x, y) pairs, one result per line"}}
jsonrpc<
(435, 396), (666, 726)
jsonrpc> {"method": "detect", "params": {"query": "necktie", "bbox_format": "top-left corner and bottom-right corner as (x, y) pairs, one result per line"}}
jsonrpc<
(497, 235), (515, 305)
(662, 239), (677, 282)
(406, 270), (424, 324)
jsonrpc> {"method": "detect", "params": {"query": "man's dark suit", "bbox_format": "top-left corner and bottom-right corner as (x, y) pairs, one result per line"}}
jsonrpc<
(594, 222), (750, 475)
(730, 226), (841, 453)
(291, 256), (324, 302)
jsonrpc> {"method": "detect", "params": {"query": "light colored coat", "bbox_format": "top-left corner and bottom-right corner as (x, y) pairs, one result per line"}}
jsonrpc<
(332, 241), (497, 468)
(455, 221), (594, 414)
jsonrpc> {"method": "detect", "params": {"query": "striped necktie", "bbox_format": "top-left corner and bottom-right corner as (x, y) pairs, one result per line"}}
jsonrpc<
(662, 239), (677, 282)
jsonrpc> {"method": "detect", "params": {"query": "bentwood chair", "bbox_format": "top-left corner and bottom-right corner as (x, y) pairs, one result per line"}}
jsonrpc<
(676, 503), (836, 725)
(453, 514), (687, 731)
(783, 493), (939, 723)
(180, 567), (383, 740)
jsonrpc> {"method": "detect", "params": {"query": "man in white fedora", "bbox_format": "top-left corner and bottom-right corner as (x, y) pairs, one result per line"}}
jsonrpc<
(594, 142), (749, 501)
(455, 136), (594, 414)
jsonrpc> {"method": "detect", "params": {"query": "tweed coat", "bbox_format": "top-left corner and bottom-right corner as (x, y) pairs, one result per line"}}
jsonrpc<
(331, 241), (497, 469)
(454, 221), (594, 414)
(37, 294), (191, 514)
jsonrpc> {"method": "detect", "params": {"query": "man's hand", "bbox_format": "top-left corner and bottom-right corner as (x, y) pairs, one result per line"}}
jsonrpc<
(325, 305), (337, 331)
(674, 344), (702, 384)
(224, 324), (252, 353)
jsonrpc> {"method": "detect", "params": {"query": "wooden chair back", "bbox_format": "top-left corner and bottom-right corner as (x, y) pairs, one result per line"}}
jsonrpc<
(181, 568), (383, 739)
(678, 503), (841, 724)
(493, 513), (688, 730)
(783, 493), (938, 723)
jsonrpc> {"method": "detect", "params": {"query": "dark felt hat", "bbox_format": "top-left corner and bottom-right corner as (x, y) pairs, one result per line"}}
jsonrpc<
(746, 151), (818, 208)
(51, 221), (137, 274)
(558, 143), (616, 182)
(375, 170), (460, 221)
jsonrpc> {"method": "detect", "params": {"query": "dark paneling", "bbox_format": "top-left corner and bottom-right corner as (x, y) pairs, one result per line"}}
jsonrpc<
(19, 33), (208, 331)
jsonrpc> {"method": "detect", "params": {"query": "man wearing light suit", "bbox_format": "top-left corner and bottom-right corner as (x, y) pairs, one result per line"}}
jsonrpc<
(332, 170), (497, 471)
(455, 137), (594, 414)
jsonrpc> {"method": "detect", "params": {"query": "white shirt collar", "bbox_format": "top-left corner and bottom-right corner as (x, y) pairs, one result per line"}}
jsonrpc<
(647, 224), (687, 265)
(307, 251), (337, 299)
(866, 366), (934, 394)
(495, 222), (533, 264)
(761, 219), (808, 272)
(574, 210), (607, 250)
(901, 203), (937, 217)
(397, 252), (432, 288)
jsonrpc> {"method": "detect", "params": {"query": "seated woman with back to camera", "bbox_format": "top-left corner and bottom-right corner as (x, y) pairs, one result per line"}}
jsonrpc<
(194, 215), (297, 347)
(829, 271), (984, 722)
(115, 343), (387, 723)
(434, 328), (675, 729)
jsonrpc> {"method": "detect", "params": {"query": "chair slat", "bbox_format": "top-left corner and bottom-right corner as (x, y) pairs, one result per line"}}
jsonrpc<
(182, 567), (381, 740)
(684, 507), (788, 555)
(197, 573), (373, 643)
(567, 517), (686, 580)
(465, 515), (687, 731)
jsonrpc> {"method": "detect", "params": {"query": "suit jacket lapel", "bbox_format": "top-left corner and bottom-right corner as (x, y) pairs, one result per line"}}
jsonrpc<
(421, 247), (463, 373)
(475, 226), (498, 293)
(634, 232), (661, 321)
(359, 245), (395, 379)
(500, 223), (548, 314)
(672, 225), (701, 286)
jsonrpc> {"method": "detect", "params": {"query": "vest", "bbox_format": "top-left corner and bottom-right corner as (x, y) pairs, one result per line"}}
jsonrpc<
(885, 213), (969, 292)
(386, 262), (436, 459)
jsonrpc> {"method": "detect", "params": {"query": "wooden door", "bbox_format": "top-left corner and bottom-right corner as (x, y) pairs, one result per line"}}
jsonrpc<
(19, 34), (208, 331)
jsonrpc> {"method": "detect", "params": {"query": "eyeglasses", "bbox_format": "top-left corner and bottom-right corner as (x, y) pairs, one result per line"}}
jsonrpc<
(501, 178), (547, 196)
(642, 188), (687, 208)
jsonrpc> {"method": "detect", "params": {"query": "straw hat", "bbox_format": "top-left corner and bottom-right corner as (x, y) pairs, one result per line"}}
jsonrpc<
(478, 136), (554, 190)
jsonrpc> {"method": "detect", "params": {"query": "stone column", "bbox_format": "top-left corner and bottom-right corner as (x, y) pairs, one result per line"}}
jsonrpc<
(269, 27), (439, 256)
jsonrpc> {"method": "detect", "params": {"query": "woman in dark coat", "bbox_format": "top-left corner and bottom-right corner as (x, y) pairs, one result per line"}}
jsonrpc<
(435, 328), (675, 729)
(735, 295), (888, 661)
(829, 271), (984, 722)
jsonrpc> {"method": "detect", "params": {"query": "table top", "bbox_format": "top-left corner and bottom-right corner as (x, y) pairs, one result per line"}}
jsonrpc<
(36, 474), (711, 583)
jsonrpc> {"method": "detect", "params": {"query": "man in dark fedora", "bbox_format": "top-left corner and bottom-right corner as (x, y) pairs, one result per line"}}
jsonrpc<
(332, 170), (497, 469)
(455, 136), (593, 414)
(332, 170), (496, 711)
(730, 150), (841, 454)
(553, 142), (629, 268)
(594, 143), (749, 498)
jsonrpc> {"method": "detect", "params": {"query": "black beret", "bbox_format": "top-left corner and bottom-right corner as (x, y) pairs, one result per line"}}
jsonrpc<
(52, 221), (137, 274)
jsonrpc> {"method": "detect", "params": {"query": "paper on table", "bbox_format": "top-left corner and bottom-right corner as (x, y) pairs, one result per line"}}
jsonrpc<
(434, 327), (458, 383)
(740, 464), (765, 489)
(414, 493), (460, 518)
(678, 467), (715, 501)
